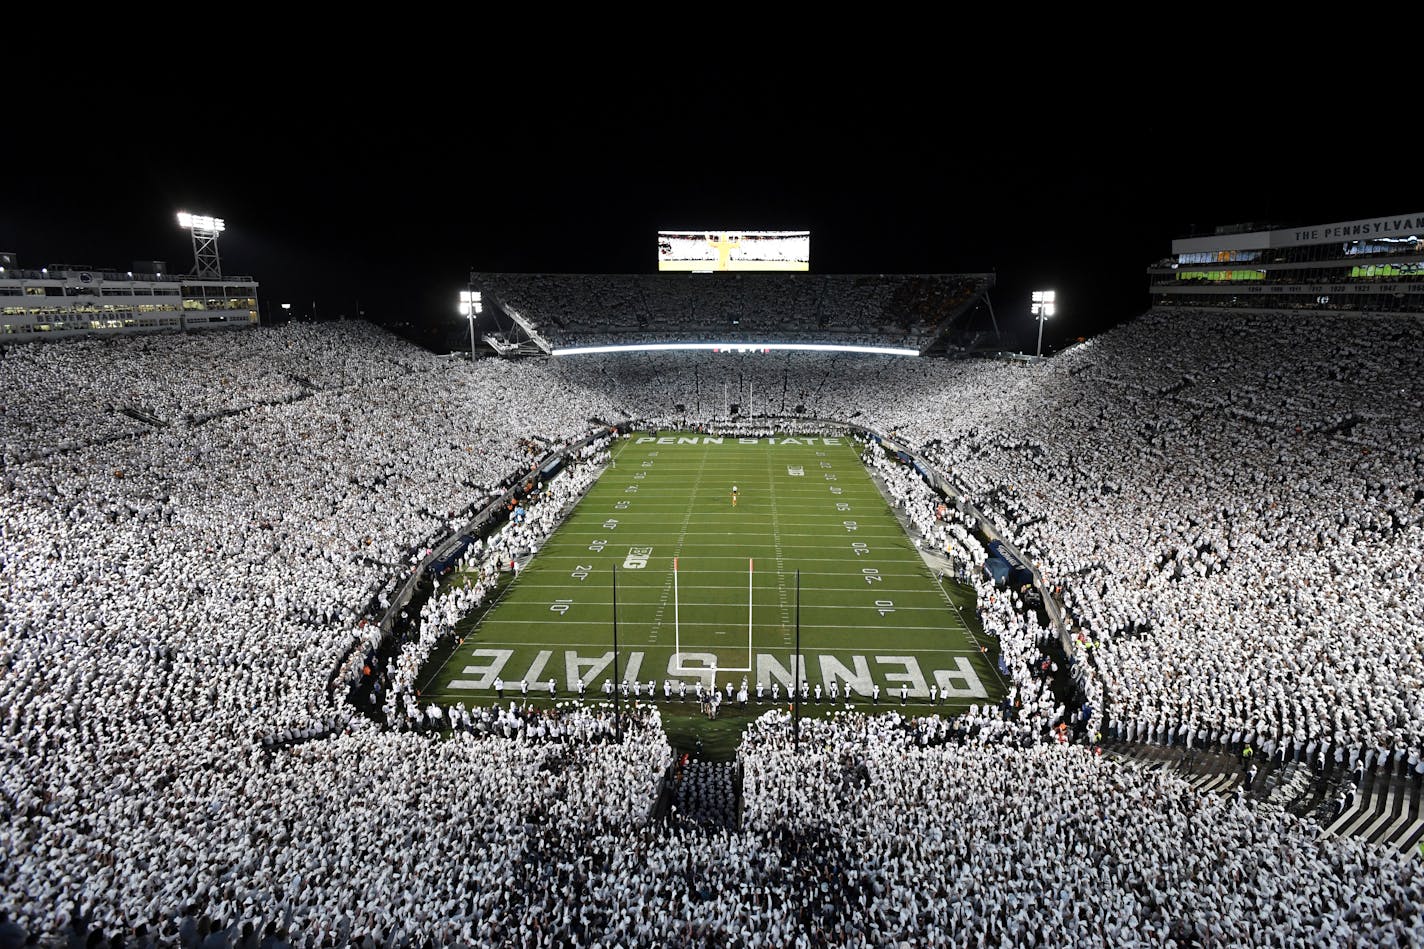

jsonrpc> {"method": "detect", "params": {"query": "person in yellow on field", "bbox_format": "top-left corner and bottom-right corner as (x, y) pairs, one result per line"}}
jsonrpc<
(731, 484), (738, 508)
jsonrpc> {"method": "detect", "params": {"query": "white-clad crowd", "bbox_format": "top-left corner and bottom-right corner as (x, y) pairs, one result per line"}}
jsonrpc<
(3, 312), (1422, 945)
(0, 324), (635, 943)
(893, 310), (1424, 767)
(739, 712), (1422, 945)
(477, 273), (985, 350)
(0, 323), (450, 464)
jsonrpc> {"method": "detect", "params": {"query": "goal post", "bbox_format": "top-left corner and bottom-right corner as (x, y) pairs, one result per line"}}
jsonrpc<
(670, 556), (754, 675)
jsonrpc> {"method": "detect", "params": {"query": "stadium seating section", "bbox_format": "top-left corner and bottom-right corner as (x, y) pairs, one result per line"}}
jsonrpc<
(475, 273), (990, 350)
(2, 310), (1422, 944)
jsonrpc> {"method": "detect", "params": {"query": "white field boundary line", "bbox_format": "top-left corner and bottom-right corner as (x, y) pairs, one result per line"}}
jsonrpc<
(470, 619), (971, 631)
(452, 440), (971, 664)
(461, 640), (983, 652)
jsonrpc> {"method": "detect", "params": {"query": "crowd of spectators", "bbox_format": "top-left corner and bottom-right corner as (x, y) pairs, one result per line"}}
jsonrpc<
(0, 323), (444, 463)
(0, 323), (634, 942)
(3, 310), (1423, 943)
(738, 712), (1422, 945)
(892, 311), (1424, 770)
(476, 274), (988, 351)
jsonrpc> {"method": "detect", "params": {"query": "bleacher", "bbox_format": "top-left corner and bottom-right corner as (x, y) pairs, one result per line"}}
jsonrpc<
(474, 273), (993, 352)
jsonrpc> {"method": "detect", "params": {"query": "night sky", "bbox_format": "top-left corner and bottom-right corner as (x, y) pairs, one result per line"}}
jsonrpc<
(0, 68), (1367, 354)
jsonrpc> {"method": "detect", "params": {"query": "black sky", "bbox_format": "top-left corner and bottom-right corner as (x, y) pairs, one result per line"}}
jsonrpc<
(0, 64), (1369, 354)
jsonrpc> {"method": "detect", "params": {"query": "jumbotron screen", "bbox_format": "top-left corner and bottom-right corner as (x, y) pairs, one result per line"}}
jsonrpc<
(658, 231), (810, 272)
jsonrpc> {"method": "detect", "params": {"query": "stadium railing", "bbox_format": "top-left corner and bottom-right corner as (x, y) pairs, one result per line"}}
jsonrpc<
(325, 425), (617, 699)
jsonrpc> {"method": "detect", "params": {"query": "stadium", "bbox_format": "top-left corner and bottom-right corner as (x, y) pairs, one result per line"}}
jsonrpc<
(4, 190), (1424, 947)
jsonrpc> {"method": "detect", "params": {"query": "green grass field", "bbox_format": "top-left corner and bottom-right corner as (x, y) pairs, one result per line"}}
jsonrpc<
(419, 432), (1004, 755)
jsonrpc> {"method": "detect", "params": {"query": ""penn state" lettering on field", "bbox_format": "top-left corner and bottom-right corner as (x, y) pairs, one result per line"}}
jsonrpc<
(449, 649), (987, 699)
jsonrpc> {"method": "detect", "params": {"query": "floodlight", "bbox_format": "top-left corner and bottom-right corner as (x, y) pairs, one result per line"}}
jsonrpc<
(177, 210), (226, 277)
(1031, 289), (1056, 358)
(458, 290), (482, 317)
(281, 303), (292, 311)
(1031, 290), (1056, 317)
(177, 212), (225, 233)
(459, 288), (485, 360)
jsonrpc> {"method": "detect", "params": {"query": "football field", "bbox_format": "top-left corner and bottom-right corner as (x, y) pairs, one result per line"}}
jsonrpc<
(420, 432), (1003, 747)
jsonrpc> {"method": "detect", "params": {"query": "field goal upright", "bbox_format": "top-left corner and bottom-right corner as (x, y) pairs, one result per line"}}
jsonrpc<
(670, 556), (754, 675)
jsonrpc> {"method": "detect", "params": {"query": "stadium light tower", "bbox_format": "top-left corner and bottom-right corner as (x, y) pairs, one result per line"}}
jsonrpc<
(177, 212), (226, 278)
(458, 281), (483, 361)
(1031, 290), (1056, 359)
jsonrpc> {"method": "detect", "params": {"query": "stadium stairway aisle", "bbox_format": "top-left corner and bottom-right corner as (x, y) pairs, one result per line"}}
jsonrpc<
(1324, 769), (1424, 858)
(1102, 740), (1424, 859)
(119, 405), (165, 428)
(1101, 740), (1242, 797)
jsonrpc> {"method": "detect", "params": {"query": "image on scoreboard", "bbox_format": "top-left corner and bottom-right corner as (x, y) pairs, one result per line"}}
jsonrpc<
(658, 230), (810, 272)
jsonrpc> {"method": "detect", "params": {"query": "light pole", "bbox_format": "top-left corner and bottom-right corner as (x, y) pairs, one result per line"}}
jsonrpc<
(176, 211), (225, 277)
(458, 284), (482, 361)
(1031, 290), (1056, 359)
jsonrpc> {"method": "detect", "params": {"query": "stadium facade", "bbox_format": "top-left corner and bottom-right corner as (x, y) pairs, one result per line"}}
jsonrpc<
(1149, 211), (1424, 312)
(0, 252), (259, 342)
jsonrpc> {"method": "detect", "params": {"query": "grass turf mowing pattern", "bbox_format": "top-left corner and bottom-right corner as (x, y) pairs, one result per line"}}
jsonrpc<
(421, 432), (1003, 751)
